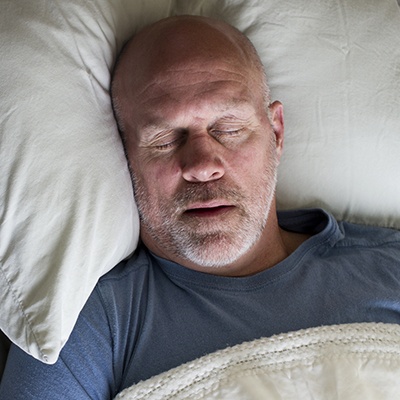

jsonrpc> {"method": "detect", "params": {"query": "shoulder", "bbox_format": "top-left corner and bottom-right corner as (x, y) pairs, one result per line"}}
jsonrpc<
(99, 245), (152, 283)
(337, 221), (400, 249)
(90, 245), (155, 313)
(71, 245), (156, 339)
(279, 208), (400, 250)
(321, 221), (400, 276)
(95, 245), (155, 298)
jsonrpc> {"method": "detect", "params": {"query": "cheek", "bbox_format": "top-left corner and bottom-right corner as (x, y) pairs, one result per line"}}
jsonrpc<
(133, 159), (181, 200)
(230, 144), (266, 176)
(228, 137), (277, 189)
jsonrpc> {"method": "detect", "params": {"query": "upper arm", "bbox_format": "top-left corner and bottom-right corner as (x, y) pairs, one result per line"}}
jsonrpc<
(0, 289), (117, 400)
(0, 344), (102, 399)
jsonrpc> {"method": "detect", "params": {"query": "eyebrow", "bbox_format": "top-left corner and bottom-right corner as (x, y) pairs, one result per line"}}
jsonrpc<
(139, 99), (254, 135)
(140, 121), (173, 137)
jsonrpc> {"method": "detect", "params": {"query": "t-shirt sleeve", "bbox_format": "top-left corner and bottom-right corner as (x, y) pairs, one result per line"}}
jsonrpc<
(0, 287), (117, 399)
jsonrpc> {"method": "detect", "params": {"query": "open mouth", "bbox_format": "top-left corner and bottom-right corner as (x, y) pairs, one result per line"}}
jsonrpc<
(185, 205), (235, 218)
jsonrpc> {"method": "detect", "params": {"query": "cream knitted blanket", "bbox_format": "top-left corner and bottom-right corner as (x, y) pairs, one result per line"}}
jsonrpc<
(115, 323), (400, 400)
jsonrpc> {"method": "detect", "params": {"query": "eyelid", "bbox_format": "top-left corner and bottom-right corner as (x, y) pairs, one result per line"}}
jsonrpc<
(210, 115), (250, 131)
(211, 125), (245, 134)
(150, 130), (186, 150)
(213, 129), (242, 136)
(154, 140), (178, 150)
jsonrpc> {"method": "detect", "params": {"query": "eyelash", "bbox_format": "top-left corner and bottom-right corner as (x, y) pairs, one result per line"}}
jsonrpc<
(154, 141), (178, 150)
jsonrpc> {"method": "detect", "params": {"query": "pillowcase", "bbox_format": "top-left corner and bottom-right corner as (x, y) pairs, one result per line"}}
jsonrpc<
(262, 0), (400, 228)
(1, 0), (399, 365)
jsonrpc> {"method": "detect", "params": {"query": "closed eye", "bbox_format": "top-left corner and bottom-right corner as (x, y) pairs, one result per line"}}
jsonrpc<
(154, 140), (180, 150)
(212, 128), (244, 136)
(150, 129), (187, 151)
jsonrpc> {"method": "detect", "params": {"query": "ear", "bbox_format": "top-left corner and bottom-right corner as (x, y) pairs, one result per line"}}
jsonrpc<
(269, 100), (284, 159)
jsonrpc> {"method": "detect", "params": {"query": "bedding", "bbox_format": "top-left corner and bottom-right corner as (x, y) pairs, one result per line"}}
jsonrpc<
(115, 323), (400, 399)
(1, 0), (400, 367)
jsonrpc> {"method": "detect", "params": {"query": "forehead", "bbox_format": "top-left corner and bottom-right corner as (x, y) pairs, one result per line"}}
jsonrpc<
(129, 67), (261, 134)
(132, 46), (256, 98)
(141, 98), (257, 132)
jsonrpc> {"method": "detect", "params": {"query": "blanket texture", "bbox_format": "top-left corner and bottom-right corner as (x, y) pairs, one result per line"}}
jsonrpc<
(115, 323), (400, 399)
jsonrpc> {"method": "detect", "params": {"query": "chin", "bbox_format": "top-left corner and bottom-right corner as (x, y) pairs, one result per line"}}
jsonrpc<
(179, 233), (257, 269)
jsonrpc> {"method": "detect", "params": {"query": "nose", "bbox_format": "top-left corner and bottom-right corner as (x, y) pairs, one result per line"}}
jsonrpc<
(180, 134), (225, 183)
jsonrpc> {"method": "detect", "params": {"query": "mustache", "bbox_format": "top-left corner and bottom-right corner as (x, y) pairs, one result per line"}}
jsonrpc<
(174, 182), (244, 210)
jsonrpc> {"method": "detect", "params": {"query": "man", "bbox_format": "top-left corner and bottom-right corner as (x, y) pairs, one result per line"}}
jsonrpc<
(1, 15), (400, 399)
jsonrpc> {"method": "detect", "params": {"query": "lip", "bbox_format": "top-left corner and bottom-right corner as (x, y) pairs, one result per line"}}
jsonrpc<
(186, 200), (232, 209)
(184, 201), (235, 217)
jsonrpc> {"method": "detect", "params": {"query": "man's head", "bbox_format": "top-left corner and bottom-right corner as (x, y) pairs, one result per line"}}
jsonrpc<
(111, 15), (285, 275)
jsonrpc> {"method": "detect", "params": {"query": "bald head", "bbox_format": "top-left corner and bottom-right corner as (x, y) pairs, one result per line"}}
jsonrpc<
(111, 15), (269, 137)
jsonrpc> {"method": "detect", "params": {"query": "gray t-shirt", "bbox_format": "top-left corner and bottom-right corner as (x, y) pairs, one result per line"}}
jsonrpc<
(2, 208), (400, 399)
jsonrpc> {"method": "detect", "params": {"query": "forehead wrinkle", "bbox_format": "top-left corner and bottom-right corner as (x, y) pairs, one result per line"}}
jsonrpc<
(141, 96), (254, 126)
(137, 66), (250, 97)
(137, 70), (255, 111)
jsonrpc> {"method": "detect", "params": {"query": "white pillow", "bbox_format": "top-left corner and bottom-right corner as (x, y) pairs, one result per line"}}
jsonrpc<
(0, 0), (160, 364)
(1, 0), (399, 365)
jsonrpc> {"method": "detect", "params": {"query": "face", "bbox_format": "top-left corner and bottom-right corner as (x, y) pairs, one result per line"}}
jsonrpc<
(116, 19), (284, 272)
